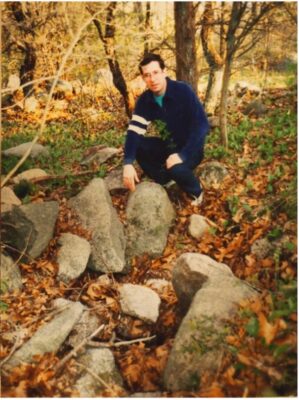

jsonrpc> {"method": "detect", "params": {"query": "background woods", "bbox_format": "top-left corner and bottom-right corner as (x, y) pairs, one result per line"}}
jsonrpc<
(1, 1), (297, 398)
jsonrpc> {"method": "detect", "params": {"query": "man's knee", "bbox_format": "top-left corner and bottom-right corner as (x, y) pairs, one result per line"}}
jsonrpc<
(168, 163), (189, 180)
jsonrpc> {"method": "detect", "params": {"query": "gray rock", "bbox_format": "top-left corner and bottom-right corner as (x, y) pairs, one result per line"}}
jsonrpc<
(172, 253), (234, 312)
(207, 116), (220, 128)
(1, 201), (59, 260)
(119, 283), (161, 323)
(145, 278), (171, 294)
(199, 161), (229, 189)
(188, 214), (210, 239)
(57, 233), (91, 283)
(125, 182), (175, 258)
(243, 100), (267, 117)
(74, 348), (123, 397)
(80, 146), (120, 167)
(234, 81), (261, 97)
(24, 96), (39, 113)
(251, 237), (273, 259)
(13, 168), (48, 184)
(69, 178), (126, 273)
(0, 253), (22, 291)
(4, 300), (84, 369)
(66, 309), (102, 348)
(104, 168), (125, 191)
(164, 255), (256, 391)
(1, 187), (21, 209)
(2, 142), (50, 159)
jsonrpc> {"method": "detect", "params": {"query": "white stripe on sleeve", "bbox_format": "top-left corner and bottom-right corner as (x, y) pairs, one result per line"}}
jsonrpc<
(131, 114), (150, 126)
(128, 124), (146, 135)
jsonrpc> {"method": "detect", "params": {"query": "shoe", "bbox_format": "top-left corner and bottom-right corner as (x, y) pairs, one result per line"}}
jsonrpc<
(191, 191), (204, 206)
(163, 180), (176, 189)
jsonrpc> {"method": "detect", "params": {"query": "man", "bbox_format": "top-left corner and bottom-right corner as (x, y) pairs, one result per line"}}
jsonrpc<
(123, 53), (209, 205)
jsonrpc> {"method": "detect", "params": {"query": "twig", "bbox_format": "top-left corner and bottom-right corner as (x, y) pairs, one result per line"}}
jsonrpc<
(74, 361), (112, 391)
(54, 324), (105, 374)
(87, 334), (156, 348)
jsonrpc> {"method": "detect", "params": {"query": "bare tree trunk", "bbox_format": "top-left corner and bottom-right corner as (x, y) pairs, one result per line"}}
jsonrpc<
(20, 44), (36, 97)
(219, 59), (231, 148)
(205, 68), (224, 115)
(10, 2), (36, 97)
(174, 2), (198, 93)
(201, 3), (224, 115)
(144, 2), (151, 55)
(89, 3), (133, 117)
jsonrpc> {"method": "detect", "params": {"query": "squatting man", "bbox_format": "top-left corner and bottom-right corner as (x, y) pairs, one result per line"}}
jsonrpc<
(123, 53), (209, 205)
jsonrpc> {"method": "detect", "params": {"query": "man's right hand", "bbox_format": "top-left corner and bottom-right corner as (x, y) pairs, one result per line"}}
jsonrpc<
(123, 164), (140, 191)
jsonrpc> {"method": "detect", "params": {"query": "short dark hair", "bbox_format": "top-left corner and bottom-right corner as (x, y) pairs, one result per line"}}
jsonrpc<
(139, 53), (165, 74)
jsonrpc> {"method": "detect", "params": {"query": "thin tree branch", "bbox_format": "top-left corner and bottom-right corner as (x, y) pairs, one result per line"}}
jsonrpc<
(54, 324), (105, 374)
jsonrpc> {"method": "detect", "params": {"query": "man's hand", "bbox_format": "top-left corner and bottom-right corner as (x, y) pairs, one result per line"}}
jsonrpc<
(123, 164), (140, 191)
(166, 153), (183, 169)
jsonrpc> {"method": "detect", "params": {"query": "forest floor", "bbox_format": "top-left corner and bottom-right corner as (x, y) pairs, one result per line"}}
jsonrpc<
(1, 86), (297, 397)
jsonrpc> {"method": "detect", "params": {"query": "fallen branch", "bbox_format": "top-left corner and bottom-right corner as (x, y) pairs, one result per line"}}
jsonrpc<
(87, 334), (156, 348)
(54, 324), (105, 374)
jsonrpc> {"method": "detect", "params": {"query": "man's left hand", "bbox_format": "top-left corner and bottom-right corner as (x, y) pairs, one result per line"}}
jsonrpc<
(166, 153), (183, 169)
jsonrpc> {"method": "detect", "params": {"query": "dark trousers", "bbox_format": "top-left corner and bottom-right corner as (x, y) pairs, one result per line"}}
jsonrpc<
(136, 137), (204, 197)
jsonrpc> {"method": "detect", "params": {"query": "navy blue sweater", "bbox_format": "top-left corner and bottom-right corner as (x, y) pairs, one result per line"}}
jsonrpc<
(124, 77), (210, 165)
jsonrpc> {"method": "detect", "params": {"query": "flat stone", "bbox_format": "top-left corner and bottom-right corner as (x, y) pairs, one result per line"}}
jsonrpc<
(2, 142), (50, 159)
(4, 300), (84, 370)
(57, 233), (91, 283)
(13, 168), (48, 184)
(119, 283), (161, 323)
(80, 146), (120, 166)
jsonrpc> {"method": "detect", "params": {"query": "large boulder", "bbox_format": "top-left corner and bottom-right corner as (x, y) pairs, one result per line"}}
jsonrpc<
(0, 253), (22, 291)
(68, 178), (126, 273)
(172, 253), (234, 312)
(125, 182), (175, 258)
(1, 201), (59, 260)
(56, 233), (91, 283)
(164, 253), (256, 391)
(74, 348), (124, 397)
(119, 283), (161, 323)
(4, 299), (84, 370)
(2, 142), (50, 159)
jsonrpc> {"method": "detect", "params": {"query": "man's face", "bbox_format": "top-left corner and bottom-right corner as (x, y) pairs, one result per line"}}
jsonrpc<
(141, 61), (167, 96)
